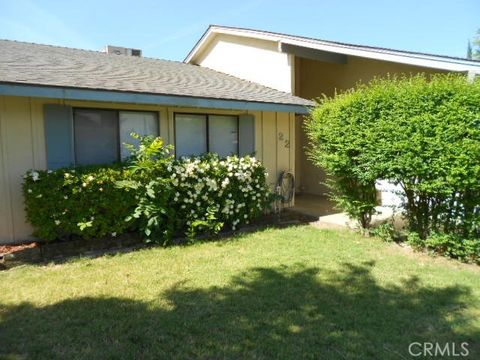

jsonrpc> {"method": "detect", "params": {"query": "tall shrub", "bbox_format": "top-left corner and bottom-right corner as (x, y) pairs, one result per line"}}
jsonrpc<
(307, 74), (480, 240)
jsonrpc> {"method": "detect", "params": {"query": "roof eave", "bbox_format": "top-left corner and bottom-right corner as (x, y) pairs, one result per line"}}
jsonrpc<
(0, 82), (311, 114)
(185, 26), (480, 73)
(184, 26), (214, 63)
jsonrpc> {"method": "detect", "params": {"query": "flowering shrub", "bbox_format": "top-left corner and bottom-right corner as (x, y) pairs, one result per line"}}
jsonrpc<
(169, 154), (271, 240)
(23, 135), (273, 243)
(23, 166), (137, 241)
(118, 135), (272, 242)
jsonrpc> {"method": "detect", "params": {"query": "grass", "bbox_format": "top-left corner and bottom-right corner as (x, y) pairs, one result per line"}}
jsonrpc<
(0, 226), (479, 359)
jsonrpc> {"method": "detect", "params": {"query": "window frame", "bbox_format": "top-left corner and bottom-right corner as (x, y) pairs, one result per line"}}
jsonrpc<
(173, 112), (240, 158)
(72, 107), (159, 166)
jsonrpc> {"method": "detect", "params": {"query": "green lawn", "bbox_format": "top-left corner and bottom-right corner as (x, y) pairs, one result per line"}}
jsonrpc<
(1, 226), (479, 359)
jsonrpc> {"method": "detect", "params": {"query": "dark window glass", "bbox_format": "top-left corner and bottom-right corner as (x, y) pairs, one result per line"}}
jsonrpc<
(74, 109), (118, 165)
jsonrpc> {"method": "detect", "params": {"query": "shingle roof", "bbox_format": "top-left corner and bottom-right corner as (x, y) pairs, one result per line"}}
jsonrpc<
(0, 39), (313, 107)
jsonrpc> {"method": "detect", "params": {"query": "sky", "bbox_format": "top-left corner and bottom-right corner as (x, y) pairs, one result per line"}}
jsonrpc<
(0, 0), (478, 61)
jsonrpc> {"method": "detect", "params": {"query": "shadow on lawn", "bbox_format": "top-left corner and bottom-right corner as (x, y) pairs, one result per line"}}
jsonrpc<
(1, 262), (478, 359)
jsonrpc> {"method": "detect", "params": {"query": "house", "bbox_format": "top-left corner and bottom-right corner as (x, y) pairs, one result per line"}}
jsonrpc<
(1, 26), (480, 244)
(0, 39), (312, 243)
(185, 25), (480, 199)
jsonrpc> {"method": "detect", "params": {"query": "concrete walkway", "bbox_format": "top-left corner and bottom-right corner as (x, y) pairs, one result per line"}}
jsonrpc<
(291, 193), (402, 230)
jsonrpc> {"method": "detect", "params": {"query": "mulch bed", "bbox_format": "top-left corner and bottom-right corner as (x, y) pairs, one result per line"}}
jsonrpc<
(0, 209), (316, 270)
(0, 242), (39, 256)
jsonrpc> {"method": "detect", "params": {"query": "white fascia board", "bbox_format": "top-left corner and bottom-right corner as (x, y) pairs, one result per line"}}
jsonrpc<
(186, 26), (480, 74)
(280, 38), (480, 73)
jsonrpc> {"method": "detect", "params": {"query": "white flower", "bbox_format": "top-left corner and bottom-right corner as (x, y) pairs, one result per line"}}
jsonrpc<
(54, 220), (61, 225)
(82, 182), (87, 187)
(36, 194), (42, 198)
(64, 195), (68, 200)
(111, 232), (117, 237)
(27, 189), (32, 193)
(31, 171), (40, 182)
(87, 175), (94, 182)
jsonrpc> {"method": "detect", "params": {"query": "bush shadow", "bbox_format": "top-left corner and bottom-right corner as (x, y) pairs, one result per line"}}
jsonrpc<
(1, 261), (478, 359)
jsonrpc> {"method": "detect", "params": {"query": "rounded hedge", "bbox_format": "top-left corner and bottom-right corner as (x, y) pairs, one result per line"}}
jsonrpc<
(306, 74), (480, 260)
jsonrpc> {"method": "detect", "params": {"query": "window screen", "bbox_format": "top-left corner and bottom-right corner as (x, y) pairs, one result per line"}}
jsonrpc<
(175, 114), (207, 157)
(119, 111), (158, 160)
(208, 115), (238, 157)
(74, 109), (118, 165)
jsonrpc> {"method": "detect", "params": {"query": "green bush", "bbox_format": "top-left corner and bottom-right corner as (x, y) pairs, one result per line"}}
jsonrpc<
(23, 135), (273, 244)
(307, 74), (480, 241)
(23, 165), (137, 241)
(370, 223), (396, 242)
(408, 232), (480, 264)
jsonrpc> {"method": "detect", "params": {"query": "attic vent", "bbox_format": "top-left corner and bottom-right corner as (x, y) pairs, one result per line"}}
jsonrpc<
(105, 45), (142, 57)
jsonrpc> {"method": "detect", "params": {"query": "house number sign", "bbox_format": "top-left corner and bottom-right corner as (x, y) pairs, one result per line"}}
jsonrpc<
(278, 132), (290, 148)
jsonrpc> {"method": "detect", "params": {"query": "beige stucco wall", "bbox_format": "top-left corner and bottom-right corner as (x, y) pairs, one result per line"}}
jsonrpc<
(0, 96), (295, 244)
(295, 56), (449, 195)
(194, 34), (295, 93)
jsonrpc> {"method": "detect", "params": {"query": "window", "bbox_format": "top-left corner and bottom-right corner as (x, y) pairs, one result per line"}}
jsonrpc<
(174, 114), (207, 158)
(174, 113), (238, 158)
(208, 115), (238, 157)
(73, 108), (158, 166)
(74, 109), (118, 166)
(119, 111), (158, 160)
